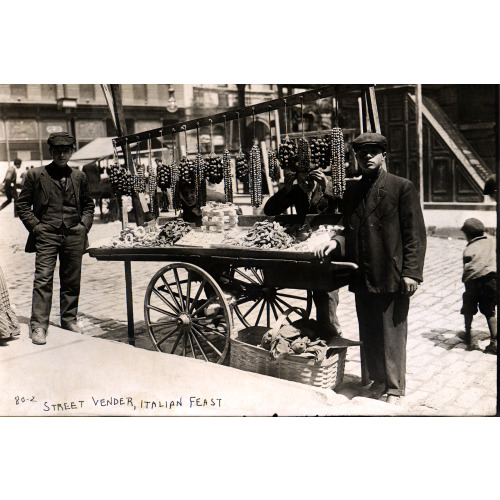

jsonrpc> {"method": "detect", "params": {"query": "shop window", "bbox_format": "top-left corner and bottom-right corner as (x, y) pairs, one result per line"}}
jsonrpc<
(10, 84), (27, 99)
(133, 84), (147, 102)
(79, 84), (95, 101)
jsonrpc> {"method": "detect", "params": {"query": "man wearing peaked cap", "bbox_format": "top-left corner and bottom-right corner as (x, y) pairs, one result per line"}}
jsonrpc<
(16, 131), (95, 344)
(0, 158), (22, 213)
(314, 131), (427, 404)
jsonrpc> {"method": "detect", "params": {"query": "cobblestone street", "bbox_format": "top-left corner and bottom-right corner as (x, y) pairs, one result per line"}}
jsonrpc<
(0, 206), (497, 415)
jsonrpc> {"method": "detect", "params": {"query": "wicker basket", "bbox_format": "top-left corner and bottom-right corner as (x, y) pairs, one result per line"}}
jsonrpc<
(230, 308), (346, 390)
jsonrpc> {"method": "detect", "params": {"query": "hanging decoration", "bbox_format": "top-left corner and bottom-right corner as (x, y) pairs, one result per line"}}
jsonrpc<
(278, 99), (298, 170)
(109, 142), (133, 196)
(157, 136), (172, 190)
(205, 119), (224, 184)
(133, 141), (146, 193)
(235, 112), (249, 182)
(179, 126), (196, 186)
(194, 123), (207, 208)
(267, 107), (280, 182)
(330, 97), (346, 199)
(147, 138), (158, 215)
(297, 97), (311, 172)
(249, 107), (263, 207)
(222, 115), (233, 203)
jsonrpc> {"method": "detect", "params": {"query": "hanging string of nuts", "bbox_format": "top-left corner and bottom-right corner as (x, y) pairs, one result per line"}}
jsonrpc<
(194, 124), (207, 208)
(267, 108), (280, 182)
(310, 135), (331, 170)
(206, 120), (224, 184)
(249, 142), (262, 207)
(222, 116), (233, 203)
(278, 99), (298, 171)
(330, 126), (346, 199)
(148, 139), (157, 215)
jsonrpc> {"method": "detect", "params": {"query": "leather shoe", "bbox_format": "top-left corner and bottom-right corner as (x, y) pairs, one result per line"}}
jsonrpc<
(484, 341), (497, 355)
(30, 327), (47, 345)
(61, 321), (83, 334)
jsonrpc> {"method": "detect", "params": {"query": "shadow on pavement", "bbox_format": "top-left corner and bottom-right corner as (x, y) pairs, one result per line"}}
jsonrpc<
(421, 328), (490, 352)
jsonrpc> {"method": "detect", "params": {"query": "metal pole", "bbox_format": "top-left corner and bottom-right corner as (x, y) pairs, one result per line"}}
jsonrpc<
(416, 84), (424, 209)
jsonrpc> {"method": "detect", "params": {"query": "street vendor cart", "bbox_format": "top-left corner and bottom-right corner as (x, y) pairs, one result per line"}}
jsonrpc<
(88, 84), (381, 388)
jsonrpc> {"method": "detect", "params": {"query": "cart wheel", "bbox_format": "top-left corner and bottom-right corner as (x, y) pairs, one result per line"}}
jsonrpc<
(223, 266), (312, 329)
(144, 263), (231, 364)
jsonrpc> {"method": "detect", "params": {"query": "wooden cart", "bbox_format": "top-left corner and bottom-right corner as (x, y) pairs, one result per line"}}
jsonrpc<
(88, 215), (358, 367)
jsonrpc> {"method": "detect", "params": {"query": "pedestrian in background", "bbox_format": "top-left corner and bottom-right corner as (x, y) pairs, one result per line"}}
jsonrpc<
(15, 133), (95, 345)
(0, 158), (22, 213)
(314, 132), (427, 404)
(0, 265), (20, 340)
(459, 218), (497, 354)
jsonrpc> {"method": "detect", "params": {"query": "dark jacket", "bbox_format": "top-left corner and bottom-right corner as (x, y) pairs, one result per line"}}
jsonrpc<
(264, 180), (336, 221)
(339, 169), (426, 293)
(16, 164), (95, 253)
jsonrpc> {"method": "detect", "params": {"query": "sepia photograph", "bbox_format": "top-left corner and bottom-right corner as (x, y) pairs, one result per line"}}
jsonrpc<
(1, 2), (498, 499)
(1, 82), (497, 417)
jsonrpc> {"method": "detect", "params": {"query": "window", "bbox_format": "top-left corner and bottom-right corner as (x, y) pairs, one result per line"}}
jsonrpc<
(79, 84), (95, 101)
(10, 84), (27, 99)
(133, 84), (147, 102)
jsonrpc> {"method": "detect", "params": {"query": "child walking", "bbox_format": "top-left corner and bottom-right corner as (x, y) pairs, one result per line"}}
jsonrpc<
(460, 218), (497, 354)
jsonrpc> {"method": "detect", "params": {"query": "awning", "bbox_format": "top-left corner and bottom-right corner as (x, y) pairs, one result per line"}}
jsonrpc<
(71, 137), (117, 162)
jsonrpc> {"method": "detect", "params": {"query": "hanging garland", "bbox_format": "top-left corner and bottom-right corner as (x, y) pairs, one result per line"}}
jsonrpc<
(331, 99), (346, 199)
(205, 119), (224, 184)
(222, 115), (233, 203)
(249, 108), (262, 207)
(235, 112), (249, 182)
(278, 99), (298, 171)
(267, 108), (280, 182)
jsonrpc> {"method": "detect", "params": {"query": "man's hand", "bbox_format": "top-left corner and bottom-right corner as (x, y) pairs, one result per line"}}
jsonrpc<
(313, 240), (338, 262)
(309, 169), (327, 191)
(283, 169), (297, 193)
(400, 277), (419, 297)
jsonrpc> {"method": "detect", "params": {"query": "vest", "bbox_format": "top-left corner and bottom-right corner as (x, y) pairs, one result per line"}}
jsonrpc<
(41, 176), (80, 228)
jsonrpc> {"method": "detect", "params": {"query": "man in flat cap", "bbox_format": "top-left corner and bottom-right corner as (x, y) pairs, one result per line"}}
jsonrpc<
(16, 132), (95, 345)
(0, 158), (22, 213)
(315, 132), (427, 404)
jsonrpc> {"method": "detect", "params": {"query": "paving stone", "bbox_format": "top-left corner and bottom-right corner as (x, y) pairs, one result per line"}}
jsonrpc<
(425, 387), (461, 408)
(454, 387), (488, 409)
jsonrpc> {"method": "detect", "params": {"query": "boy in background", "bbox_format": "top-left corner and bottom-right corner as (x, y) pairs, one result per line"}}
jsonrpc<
(460, 218), (497, 354)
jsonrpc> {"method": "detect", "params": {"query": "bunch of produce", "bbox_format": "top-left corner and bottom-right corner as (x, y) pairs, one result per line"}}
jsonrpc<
(278, 138), (298, 170)
(109, 162), (133, 196)
(171, 161), (181, 211)
(157, 219), (193, 245)
(179, 155), (196, 185)
(133, 164), (146, 193)
(267, 149), (280, 182)
(205, 153), (224, 184)
(330, 127), (346, 199)
(235, 152), (249, 182)
(249, 144), (262, 207)
(157, 162), (172, 189)
(148, 170), (158, 214)
(222, 149), (233, 203)
(297, 137), (311, 172)
(310, 136), (331, 170)
(238, 220), (294, 249)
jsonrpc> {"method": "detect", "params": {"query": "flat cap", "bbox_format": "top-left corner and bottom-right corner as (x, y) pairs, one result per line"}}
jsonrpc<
(13, 158), (22, 165)
(47, 132), (76, 147)
(461, 218), (485, 235)
(352, 132), (387, 152)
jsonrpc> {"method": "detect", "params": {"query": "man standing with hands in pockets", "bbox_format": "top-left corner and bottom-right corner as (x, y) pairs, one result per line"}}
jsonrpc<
(315, 132), (426, 404)
(16, 132), (95, 345)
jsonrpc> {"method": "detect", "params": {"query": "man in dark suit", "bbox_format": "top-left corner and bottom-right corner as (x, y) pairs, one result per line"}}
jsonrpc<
(16, 133), (95, 345)
(315, 132), (426, 404)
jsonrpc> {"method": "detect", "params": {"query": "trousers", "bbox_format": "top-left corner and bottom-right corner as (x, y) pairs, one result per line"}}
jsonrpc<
(313, 289), (342, 337)
(355, 292), (409, 396)
(31, 222), (86, 330)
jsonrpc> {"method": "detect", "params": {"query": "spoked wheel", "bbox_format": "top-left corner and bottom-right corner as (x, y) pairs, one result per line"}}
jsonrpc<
(222, 266), (312, 329)
(144, 263), (231, 364)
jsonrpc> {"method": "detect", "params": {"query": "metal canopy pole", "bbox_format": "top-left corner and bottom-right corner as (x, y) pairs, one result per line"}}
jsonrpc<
(113, 84), (376, 148)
